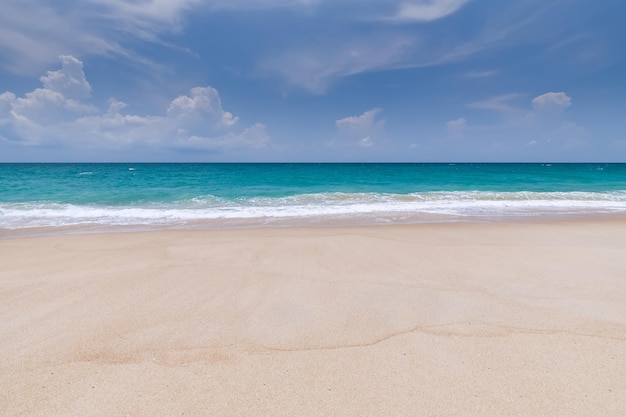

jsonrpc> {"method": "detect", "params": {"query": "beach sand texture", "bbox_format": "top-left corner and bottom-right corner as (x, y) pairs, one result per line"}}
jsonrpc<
(1, 220), (625, 416)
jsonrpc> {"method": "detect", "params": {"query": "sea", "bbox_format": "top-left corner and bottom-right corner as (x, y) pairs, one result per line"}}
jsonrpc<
(1, 163), (626, 236)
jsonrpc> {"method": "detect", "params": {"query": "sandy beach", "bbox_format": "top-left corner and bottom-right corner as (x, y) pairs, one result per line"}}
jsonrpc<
(1, 219), (625, 416)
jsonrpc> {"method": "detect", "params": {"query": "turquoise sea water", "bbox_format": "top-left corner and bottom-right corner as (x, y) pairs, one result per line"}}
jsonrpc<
(1, 163), (626, 233)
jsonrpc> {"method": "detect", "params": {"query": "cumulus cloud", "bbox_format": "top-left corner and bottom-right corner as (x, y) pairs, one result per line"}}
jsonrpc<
(334, 108), (385, 147)
(531, 92), (572, 112)
(2, 57), (97, 133)
(40, 55), (92, 100)
(0, 92), (17, 126)
(167, 87), (239, 128)
(391, 0), (470, 22)
(0, 55), (269, 152)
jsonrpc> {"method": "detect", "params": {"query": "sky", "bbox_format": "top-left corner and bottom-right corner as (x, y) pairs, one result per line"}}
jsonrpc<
(0, 0), (625, 162)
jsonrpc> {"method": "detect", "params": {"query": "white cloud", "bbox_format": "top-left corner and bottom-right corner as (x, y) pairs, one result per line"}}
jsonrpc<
(10, 88), (88, 129)
(259, 3), (528, 94)
(468, 93), (525, 114)
(0, 0), (551, 100)
(94, 0), (524, 89)
(40, 55), (92, 100)
(391, 0), (470, 22)
(523, 91), (573, 127)
(531, 92), (572, 112)
(446, 117), (467, 133)
(89, 0), (201, 21)
(0, 1), (126, 74)
(0, 92), (16, 126)
(358, 137), (374, 147)
(1, 56), (96, 132)
(336, 108), (384, 133)
(335, 108), (385, 147)
(465, 69), (499, 78)
(86, 0), (203, 39)
(468, 91), (574, 132)
(179, 123), (270, 150)
(0, 56), (269, 152)
(470, 92), (573, 119)
(0, 0), (323, 73)
(262, 36), (415, 93)
(167, 87), (239, 128)
(93, 0), (320, 18)
(464, 90), (582, 156)
(467, 93), (530, 125)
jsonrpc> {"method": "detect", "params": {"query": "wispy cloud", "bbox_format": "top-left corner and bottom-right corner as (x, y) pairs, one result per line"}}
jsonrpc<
(259, 2), (555, 93)
(467, 90), (577, 148)
(0, 0), (239, 74)
(0, 1), (125, 74)
(390, 0), (470, 22)
(468, 93), (526, 116)
(465, 69), (499, 78)
(0, 0), (586, 100)
(261, 36), (415, 94)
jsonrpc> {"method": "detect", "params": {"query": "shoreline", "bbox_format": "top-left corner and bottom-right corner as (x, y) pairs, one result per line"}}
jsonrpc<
(2, 211), (626, 240)
(1, 219), (625, 416)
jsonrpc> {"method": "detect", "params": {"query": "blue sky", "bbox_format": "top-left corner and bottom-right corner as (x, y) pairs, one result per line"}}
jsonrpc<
(1, 0), (625, 162)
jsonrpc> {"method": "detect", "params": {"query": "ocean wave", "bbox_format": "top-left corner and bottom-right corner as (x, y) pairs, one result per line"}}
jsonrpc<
(1, 191), (626, 229)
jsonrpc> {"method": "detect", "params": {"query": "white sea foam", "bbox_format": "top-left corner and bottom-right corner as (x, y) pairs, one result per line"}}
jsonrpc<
(1, 191), (626, 230)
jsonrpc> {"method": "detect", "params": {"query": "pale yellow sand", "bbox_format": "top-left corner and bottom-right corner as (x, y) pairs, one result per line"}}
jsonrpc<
(1, 220), (625, 416)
